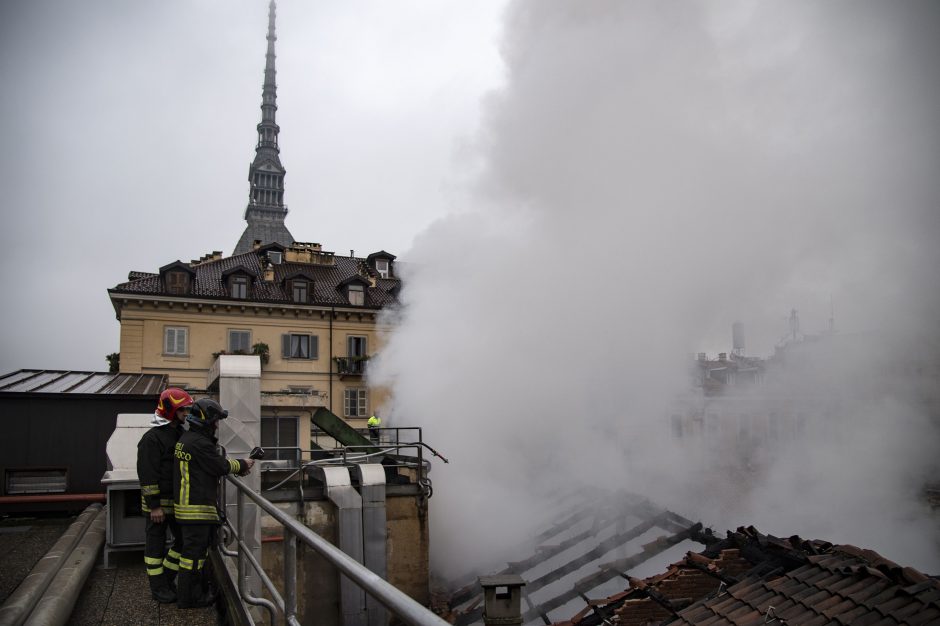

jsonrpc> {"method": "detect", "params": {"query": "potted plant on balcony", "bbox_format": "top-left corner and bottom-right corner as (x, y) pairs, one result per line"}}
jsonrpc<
(252, 342), (270, 366)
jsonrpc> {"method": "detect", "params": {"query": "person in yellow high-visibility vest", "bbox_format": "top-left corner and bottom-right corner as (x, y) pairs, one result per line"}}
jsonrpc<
(367, 413), (381, 443)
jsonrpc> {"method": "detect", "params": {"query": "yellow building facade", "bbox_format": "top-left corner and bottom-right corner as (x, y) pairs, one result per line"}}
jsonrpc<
(109, 242), (398, 456)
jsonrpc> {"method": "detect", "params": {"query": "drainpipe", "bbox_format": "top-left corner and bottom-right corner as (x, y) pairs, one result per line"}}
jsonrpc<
(0, 503), (103, 626)
(312, 466), (366, 626)
(354, 464), (387, 626)
(329, 306), (335, 414)
(0, 494), (105, 505)
(26, 507), (107, 626)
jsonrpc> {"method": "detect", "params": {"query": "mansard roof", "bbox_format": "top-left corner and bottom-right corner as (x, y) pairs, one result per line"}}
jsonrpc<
(366, 250), (396, 263)
(111, 248), (400, 310)
(158, 260), (196, 277)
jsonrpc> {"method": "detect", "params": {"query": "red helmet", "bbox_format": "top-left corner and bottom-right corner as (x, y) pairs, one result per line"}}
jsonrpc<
(156, 388), (194, 421)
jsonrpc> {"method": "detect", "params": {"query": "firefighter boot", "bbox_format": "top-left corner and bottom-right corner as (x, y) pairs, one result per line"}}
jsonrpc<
(177, 571), (214, 609)
(148, 572), (177, 604)
(165, 568), (177, 593)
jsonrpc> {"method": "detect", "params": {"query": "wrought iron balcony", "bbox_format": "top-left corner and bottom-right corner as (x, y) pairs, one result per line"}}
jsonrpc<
(333, 355), (368, 376)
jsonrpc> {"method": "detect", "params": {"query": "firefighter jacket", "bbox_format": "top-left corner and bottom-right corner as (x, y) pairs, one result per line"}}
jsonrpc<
(173, 428), (249, 524)
(137, 417), (184, 513)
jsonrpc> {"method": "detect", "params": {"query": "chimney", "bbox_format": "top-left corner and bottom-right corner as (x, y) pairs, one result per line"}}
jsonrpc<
(480, 575), (525, 626)
(718, 352), (727, 361)
(263, 262), (275, 282)
(732, 322), (745, 356)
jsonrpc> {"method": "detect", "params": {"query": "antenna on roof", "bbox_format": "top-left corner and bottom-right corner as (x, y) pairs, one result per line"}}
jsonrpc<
(788, 308), (800, 343)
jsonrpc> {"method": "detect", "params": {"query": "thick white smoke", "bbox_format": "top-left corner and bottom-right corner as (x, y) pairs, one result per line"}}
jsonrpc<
(370, 0), (940, 578)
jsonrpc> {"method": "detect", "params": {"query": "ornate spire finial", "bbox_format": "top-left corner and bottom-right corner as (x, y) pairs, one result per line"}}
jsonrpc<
(234, 0), (294, 255)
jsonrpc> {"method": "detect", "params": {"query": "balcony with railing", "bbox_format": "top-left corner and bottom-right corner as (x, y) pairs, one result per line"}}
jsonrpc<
(334, 355), (368, 377)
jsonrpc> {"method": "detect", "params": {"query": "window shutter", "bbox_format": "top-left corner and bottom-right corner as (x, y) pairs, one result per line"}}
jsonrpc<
(358, 390), (367, 416)
(282, 334), (290, 358)
(343, 389), (351, 416)
(165, 329), (174, 354)
(177, 329), (187, 354)
(311, 335), (319, 360)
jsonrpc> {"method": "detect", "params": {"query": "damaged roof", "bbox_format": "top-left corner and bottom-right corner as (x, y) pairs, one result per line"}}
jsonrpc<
(558, 526), (940, 626)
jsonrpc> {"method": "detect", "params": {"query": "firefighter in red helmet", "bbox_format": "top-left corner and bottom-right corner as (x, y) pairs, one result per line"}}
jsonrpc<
(137, 387), (193, 603)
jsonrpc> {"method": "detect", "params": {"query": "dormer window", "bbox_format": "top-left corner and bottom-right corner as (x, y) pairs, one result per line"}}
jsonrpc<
(375, 259), (389, 279)
(366, 251), (396, 280)
(292, 280), (308, 303)
(159, 261), (195, 295)
(269, 251), (282, 265)
(166, 271), (190, 295)
(348, 284), (364, 306)
(231, 276), (249, 299)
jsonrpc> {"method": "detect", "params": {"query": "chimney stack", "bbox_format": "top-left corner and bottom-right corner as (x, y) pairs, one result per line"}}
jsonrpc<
(480, 575), (525, 626)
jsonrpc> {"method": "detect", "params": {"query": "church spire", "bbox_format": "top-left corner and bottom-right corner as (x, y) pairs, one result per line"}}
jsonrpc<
(234, 0), (295, 256)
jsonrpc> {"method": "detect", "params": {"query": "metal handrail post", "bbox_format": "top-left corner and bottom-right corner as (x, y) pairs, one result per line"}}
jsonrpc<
(284, 527), (297, 625)
(237, 489), (245, 589)
(227, 475), (450, 626)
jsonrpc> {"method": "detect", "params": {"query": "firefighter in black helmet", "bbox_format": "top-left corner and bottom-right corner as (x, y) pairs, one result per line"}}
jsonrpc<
(173, 398), (254, 609)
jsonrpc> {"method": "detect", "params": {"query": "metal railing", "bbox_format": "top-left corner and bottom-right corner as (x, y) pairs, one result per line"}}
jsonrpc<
(333, 356), (368, 375)
(255, 439), (444, 501)
(221, 474), (450, 626)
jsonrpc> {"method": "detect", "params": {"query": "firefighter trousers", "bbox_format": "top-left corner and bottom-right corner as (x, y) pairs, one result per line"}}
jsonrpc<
(144, 515), (183, 580)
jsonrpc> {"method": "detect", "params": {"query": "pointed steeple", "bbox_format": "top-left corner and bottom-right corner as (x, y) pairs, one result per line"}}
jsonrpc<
(234, 0), (295, 256)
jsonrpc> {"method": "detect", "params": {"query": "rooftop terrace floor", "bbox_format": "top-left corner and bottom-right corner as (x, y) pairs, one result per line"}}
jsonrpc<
(1, 514), (218, 625)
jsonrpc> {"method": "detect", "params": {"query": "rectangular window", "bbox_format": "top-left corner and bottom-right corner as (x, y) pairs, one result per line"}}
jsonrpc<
(347, 335), (367, 374)
(348, 284), (364, 306)
(292, 280), (308, 303)
(375, 259), (389, 278)
(344, 388), (368, 418)
(281, 333), (317, 360)
(261, 415), (299, 462)
(164, 327), (188, 355)
(348, 336), (367, 358)
(229, 329), (251, 353)
(269, 251), (282, 264)
(231, 276), (248, 299)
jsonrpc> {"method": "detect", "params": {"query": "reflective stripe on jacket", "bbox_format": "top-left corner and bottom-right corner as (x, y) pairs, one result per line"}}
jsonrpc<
(137, 421), (184, 513)
(172, 429), (248, 524)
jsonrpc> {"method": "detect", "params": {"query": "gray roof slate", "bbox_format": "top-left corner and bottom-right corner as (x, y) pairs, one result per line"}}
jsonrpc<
(112, 248), (399, 309)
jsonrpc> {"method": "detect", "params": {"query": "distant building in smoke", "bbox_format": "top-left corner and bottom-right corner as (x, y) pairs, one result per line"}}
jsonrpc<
(107, 1), (402, 444)
(675, 319), (940, 490)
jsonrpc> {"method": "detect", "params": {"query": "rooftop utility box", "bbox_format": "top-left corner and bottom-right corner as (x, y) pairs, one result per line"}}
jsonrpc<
(100, 413), (152, 566)
(480, 575), (526, 626)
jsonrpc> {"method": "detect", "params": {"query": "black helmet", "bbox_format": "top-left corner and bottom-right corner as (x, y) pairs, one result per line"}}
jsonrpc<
(186, 398), (229, 429)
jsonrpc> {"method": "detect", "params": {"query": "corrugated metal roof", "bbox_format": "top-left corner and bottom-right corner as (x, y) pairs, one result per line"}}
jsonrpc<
(0, 370), (166, 396)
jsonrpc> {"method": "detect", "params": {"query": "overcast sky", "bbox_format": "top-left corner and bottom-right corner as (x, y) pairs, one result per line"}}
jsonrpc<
(0, 0), (506, 372)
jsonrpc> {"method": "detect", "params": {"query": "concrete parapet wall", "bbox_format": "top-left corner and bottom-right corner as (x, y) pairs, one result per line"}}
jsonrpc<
(260, 493), (429, 626)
